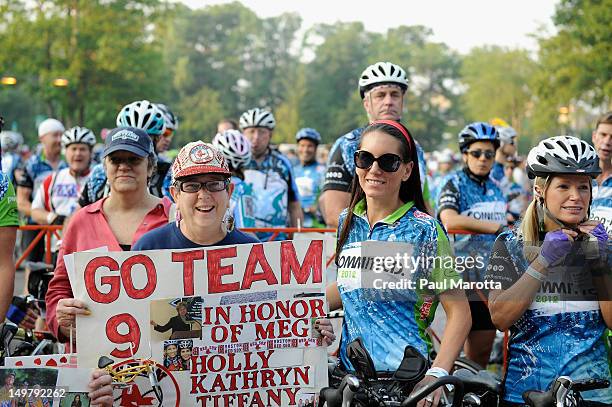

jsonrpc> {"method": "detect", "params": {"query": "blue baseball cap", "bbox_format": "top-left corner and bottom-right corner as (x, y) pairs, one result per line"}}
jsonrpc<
(103, 127), (154, 158)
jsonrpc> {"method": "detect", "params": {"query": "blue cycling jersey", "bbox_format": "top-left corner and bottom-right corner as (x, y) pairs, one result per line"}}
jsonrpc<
(490, 161), (504, 184)
(294, 161), (325, 227)
(592, 174), (612, 236)
(437, 167), (507, 281)
(323, 126), (430, 201)
(16, 152), (67, 223)
(336, 200), (458, 372)
(485, 230), (612, 404)
(243, 148), (300, 241)
(230, 175), (256, 228)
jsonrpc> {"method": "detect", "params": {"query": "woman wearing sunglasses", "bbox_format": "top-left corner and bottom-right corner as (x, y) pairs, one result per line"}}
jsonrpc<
(327, 120), (470, 407)
(44, 127), (174, 406)
(436, 122), (507, 369)
(133, 141), (259, 250)
(485, 136), (611, 406)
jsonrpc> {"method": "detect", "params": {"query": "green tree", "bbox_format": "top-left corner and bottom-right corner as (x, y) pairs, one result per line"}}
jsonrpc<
(461, 46), (536, 135)
(300, 22), (378, 142)
(0, 0), (169, 135)
(165, 2), (301, 142)
(532, 0), (612, 135)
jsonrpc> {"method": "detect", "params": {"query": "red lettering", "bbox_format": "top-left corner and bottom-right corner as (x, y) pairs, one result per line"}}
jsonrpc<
(106, 313), (140, 358)
(242, 244), (277, 289)
(172, 250), (205, 296)
(281, 240), (323, 284)
(85, 257), (120, 304)
(120, 255), (157, 299)
(208, 247), (239, 294)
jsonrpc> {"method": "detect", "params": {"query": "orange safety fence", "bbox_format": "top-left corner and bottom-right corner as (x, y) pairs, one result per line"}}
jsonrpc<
(16, 224), (62, 269)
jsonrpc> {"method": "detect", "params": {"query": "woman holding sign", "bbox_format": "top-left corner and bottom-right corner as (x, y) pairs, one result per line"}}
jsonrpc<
(134, 142), (336, 344)
(132, 140), (258, 249)
(327, 120), (471, 407)
(43, 127), (173, 407)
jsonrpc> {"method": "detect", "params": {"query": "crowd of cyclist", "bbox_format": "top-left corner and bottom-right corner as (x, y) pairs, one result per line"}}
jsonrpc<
(0, 60), (610, 406)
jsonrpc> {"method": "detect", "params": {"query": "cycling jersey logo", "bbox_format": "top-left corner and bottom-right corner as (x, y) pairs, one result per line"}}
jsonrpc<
(111, 129), (139, 142)
(413, 210), (429, 219)
(189, 144), (214, 164)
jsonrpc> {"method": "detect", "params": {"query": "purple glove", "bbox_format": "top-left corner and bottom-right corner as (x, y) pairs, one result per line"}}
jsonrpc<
(540, 229), (572, 266)
(590, 223), (609, 257)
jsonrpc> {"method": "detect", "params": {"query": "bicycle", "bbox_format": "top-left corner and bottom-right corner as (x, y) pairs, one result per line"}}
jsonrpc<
(320, 338), (465, 406)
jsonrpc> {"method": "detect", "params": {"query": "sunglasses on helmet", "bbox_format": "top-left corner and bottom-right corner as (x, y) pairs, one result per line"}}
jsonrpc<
(354, 150), (405, 172)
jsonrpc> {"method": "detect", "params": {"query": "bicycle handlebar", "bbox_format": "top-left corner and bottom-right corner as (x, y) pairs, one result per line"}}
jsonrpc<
(400, 376), (464, 407)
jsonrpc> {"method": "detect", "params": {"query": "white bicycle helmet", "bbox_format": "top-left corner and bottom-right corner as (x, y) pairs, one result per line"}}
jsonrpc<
(116, 100), (166, 137)
(61, 126), (96, 148)
(358, 61), (408, 98)
(239, 108), (276, 130)
(212, 129), (252, 170)
(0, 131), (24, 152)
(156, 103), (179, 131)
(526, 135), (600, 179)
(497, 126), (517, 145)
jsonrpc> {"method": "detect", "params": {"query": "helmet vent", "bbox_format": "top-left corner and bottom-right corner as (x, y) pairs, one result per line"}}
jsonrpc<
(537, 156), (548, 165)
(571, 144), (579, 158)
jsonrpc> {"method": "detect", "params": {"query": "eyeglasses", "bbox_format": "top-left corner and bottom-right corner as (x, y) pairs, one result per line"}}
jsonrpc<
(354, 150), (404, 172)
(177, 179), (230, 193)
(467, 149), (495, 160)
(108, 156), (145, 166)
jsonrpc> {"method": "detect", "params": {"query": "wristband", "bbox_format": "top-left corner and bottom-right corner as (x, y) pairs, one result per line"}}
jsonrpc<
(525, 266), (546, 282)
(426, 367), (453, 391)
(425, 366), (449, 378)
(46, 212), (56, 225)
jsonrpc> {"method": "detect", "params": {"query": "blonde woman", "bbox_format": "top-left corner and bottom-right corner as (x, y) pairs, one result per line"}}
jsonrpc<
(486, 136), (611, 406)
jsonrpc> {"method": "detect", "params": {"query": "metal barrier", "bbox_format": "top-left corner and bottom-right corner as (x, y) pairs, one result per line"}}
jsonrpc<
(16, 225), (62, 269)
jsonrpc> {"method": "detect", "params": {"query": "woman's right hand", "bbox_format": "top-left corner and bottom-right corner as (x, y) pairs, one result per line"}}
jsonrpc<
(540, 228), (576, 266)
(56, 298), (90, 328)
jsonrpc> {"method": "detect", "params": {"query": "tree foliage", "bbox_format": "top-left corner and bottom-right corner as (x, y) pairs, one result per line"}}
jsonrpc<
(0, 0), (607, 150)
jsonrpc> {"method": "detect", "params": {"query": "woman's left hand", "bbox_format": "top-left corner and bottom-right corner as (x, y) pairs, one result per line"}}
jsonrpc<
(88, 369), (114, 407)
(412, 375), (444, 407)
(314, 318), (336, 346)
(579, 221), (609, 258)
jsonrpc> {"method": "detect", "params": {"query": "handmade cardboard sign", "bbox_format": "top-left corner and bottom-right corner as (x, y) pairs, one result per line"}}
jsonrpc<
(73, 239), (327, 406)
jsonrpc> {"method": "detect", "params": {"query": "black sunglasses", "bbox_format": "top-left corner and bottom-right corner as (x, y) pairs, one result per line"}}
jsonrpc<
(354, 150), (404, 172)
(177, 179), (230, 193)
(467, 149), (495, 160)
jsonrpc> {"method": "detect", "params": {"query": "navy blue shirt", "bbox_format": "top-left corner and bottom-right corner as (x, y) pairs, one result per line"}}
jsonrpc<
(133, 222), (259, 250)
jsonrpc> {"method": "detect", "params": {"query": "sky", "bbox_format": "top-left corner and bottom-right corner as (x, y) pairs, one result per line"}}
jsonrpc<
(179, 0), (559, 54)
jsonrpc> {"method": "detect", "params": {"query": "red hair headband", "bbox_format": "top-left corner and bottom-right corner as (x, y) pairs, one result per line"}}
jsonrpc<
(368, 119), (412, 156)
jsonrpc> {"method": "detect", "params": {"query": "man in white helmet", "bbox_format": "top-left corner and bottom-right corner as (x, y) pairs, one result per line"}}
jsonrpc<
(16, 118), (67, 293)
(31, 127), (95, 228)
(240, 107), (303, 241)
(319, 61), (432, 228)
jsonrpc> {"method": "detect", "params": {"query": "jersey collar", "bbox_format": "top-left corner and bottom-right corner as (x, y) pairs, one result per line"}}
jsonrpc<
(353, 199), (414, 225)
